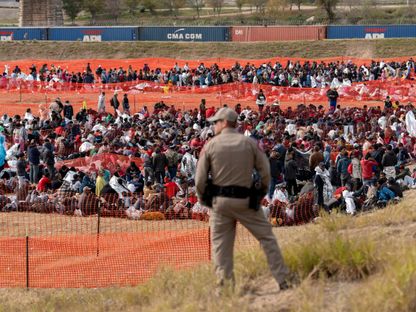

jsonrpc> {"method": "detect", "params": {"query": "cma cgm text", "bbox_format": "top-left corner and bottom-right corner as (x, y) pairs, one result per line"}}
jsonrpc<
(167, 33), (203, 40)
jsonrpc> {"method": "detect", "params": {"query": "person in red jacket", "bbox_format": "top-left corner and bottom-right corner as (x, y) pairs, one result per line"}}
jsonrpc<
(37, 173), (51, 192)
(164, 177), (179, 199)
(206, 106), (216, 118)
(360, 154), (378, 187)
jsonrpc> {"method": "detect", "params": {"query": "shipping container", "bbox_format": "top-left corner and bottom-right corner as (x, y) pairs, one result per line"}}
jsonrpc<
(0, 27), (47, 41)
(328, 25), (416, 39)
(47, 27), (139, 41)
(230, 26), (326, 42)
(139, 27), (230, 42)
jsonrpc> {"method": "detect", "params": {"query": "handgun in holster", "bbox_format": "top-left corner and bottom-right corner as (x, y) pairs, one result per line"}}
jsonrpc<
(249, 179), (266, 211)
(248, 172), (267, 211)
(201, 179), (215, 208)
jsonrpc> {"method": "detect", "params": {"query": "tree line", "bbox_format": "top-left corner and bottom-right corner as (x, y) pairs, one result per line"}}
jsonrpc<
(62, 0), (341, 24)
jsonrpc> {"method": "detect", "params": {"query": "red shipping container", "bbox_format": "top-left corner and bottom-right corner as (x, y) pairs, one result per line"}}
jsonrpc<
(230, 26), (326, 42)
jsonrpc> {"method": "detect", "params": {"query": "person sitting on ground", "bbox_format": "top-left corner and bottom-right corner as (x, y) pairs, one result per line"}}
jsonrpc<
(37, 173), (51, 193)
(386, 177), (403, 198)
(375, 179), (396, 206)
(143, 180), (155, 200)
(342, 183), (356, 215)
(77, 186), (99, 215)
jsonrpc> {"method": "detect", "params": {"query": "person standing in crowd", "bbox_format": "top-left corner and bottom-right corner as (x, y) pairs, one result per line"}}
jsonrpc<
(349, 151), (362, 191)
(152, 147), (168, 184)
(199, 99), (207, 123)
(361, 153), (378, 187)
(110, 91), (120, 115)
(337, 150), (351, 186)
(142, 150), (154, 182)
(284, 151), (298, 196)
(122, 93), (130, 115)
(384, 96), (393, 111)
(268, 151), (282, 199)
(24, 108), (34, 122)
(196, 107), (290, 292)
(28, 141), (40, 184)
(314, 162), (331, 209)
(165, 145), (181, 179)
(309, 145), (324, 173)
(16, 153), (27, 188)
(256, 89), (266, 113)
(15, 121), (27, 153)
(180, 146), (197, 180)
(42, 140), (55, 180)
(63, 100), (74, 121)
(97, 91), (106, 114)
(382, 144), (398, 179)
(95, 170), (106, 196)
(326, 87), (339, 112)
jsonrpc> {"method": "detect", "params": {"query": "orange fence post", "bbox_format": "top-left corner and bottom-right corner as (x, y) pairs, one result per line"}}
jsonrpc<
(26, 234), (29, 290)
(96, 204), (101, 257)
(208, 226), (211, 261)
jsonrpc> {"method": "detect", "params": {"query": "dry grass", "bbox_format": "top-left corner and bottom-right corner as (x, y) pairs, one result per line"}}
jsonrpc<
(1, 39), (416, 61)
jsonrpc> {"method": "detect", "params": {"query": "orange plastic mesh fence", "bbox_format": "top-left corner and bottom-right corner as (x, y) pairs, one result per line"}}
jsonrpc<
(1, 55), (416, 116)
(1, 77), (415, 100)
(55, 153), (143, 175)
(0, 78), (412, 118)
(0, 184), (315, 288)
(0, 191), (212, 288)
(1, 56), (414, 73)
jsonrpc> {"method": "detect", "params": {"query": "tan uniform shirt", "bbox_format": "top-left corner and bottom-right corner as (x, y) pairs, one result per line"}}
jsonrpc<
(195, 127), (270, 199)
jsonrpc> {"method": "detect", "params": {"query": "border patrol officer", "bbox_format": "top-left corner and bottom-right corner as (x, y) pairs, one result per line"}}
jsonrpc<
(195, 107), (290, 291)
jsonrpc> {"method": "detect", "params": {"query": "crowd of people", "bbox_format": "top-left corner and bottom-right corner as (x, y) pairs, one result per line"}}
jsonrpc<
(0, 88), (415, 224)
(3, 58), (416, 88)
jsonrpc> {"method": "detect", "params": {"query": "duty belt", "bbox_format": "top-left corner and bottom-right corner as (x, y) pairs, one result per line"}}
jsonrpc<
(212, 185), (250, 199)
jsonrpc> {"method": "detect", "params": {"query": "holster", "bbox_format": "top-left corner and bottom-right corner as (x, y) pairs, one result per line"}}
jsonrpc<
(201, 180), (215, 208)
(248, 183), (266, 211)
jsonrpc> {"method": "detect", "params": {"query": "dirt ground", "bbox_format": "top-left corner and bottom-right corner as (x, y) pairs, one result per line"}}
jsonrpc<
(1, 39), (416, 61)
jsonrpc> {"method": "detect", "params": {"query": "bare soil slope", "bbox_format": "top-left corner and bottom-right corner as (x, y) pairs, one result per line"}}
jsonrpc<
(1, 39), (416, 60)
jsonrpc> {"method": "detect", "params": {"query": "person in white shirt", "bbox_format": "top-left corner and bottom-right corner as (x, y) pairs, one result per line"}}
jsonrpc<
(24, 108), (34, 122)
(342, 184), (356, 215)
(97, 91), (106, 114)
(378, 114), (387, 130)
(180, 147), (197, 179)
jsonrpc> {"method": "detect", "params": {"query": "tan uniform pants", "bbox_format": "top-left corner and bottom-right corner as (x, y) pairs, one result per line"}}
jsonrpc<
(210, 196), (289, 286)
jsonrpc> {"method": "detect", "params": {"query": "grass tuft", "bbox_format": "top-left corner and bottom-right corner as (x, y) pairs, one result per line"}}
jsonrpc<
(284, 233), (379, 280)
(350, 244), (416, 312)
